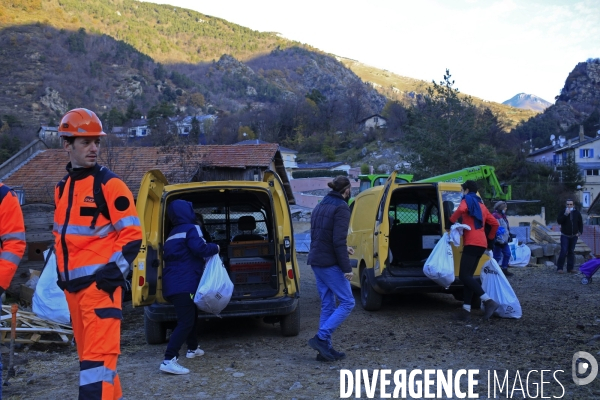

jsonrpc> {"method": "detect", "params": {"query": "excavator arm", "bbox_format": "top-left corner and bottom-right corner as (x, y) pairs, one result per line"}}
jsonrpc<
(416, 165), (511, 201)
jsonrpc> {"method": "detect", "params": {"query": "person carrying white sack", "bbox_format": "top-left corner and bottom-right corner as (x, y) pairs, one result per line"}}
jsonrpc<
(449, 180), (500, 321)
(159, 199), (220, 375)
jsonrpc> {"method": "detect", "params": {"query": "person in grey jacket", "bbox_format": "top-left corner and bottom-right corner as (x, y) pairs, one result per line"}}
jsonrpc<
(307, 176), (355, 362)
(556, 199), (583, 273)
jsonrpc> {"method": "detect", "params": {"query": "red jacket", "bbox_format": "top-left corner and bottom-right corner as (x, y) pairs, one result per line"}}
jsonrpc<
(0, 184), (25, 290)
(449, 198), (498, 248)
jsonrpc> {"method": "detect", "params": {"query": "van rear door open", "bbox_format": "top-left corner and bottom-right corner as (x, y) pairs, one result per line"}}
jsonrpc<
(133, 170), (168, 307)
(263, 170), (299, 296)
(373, 172), (396, 277)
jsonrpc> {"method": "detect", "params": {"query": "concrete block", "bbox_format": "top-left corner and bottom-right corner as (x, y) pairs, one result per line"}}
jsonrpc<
(543, 244), (555, 256)
(529, 244), (544, 258)
(529, 256), (537, 265)
(544, 260), (555, 268)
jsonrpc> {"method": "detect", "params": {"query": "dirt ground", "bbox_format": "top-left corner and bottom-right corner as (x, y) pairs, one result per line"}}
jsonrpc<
(4, 254), (600, 399)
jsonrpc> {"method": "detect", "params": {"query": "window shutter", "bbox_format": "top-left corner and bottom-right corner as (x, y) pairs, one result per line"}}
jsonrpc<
(580, 149), (584, 158)
(591, 149), (594, 158)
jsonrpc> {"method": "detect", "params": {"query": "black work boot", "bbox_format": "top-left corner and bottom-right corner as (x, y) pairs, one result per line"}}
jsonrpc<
(316, 346), (346, 361)
(482, 299), (500, 320)
(308, 335), (335, 361)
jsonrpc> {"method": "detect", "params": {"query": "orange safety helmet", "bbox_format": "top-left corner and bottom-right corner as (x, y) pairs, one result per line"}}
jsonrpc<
(58, 108), (106, 137)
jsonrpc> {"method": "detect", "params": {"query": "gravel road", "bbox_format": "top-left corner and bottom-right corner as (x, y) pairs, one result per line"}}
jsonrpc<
(4, 254), (600, 399)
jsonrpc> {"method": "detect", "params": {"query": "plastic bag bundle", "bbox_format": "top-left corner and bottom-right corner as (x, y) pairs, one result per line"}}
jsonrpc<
(193, 255), (233, 316)
(509, 244), (531, 268)
(32, 248), (71, 324)
(449, 223), (471, 247)
(508, 238), (518, 262)
(480, 252), (522, 318)
(423, 232), (455, 288)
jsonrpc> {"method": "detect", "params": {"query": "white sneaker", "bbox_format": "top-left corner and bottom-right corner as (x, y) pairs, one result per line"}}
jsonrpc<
(159, 357), (190, 375)
(186, 347), (205, 358)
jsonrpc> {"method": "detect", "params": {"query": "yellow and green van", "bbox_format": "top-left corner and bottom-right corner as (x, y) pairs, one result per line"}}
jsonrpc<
(132, 170), (300, 343)
(347, 172), (490, 310)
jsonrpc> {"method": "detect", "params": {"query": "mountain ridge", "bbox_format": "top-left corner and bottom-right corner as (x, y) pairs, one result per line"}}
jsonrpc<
(0, 0), (539, 134)
(502, 93), (551, 112)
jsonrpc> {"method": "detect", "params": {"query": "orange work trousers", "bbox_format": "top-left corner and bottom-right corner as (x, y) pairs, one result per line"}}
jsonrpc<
(65, 285), (123, 400)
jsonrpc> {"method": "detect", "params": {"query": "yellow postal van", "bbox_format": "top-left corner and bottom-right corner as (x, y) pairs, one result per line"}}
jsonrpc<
(347, 172), (489, 310)
(132, 170), (300, 343)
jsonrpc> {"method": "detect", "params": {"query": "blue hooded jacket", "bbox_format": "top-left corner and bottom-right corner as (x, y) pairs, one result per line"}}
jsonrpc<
(162, 199), (219, 297)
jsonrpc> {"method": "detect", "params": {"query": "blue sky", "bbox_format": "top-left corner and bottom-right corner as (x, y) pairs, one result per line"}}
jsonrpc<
(144, 0), (600, 104)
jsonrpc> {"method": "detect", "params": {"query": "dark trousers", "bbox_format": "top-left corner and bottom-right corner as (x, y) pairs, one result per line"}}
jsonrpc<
(164, 293), (198, 360)
(493, 242), (512, 269)
(459, 245), (486, 306)
(557, 235), (578, 272)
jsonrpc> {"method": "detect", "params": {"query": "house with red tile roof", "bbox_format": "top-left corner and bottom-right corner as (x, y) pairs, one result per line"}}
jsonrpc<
(1, 143), (294, 205)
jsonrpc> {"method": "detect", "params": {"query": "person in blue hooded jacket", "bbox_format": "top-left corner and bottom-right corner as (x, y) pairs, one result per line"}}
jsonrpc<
(159, 199), (220, 375)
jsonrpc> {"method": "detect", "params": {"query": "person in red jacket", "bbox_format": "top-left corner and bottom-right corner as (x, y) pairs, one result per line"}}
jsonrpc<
(449, 180), (500, 320)
(0, 182), (25, 397)
(54, 108), (142, 399)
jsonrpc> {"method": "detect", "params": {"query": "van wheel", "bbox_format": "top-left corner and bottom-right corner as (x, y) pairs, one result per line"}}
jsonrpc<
(280, 303), (300, 336)
(361, 269), (382, 311)
(144, 314), (167, 344)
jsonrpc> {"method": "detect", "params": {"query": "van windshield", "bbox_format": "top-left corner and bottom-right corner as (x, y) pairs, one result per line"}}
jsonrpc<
(197, 206), (268, 242)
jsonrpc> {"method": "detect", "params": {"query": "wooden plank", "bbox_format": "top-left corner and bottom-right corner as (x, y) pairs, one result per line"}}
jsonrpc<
(531, 220), (591, 253)
(26, 232), (54, 242)
(9, 338), (70, 344)
(24, 222), (55, 232)
(23, 212), (54, 220)
(31, 333), (41, 343)
(0, 328), (74, 335)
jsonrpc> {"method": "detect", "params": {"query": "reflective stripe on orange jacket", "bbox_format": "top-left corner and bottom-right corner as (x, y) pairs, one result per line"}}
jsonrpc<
(0, 183), (25, 290)
(54, 164), (142, 293)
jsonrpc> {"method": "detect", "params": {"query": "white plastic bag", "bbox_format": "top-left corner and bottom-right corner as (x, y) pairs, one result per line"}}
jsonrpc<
(32, 248), (71, 324)
(423, 233), (455, 288)
(193, 255), (233, 316)
(509, 244), (531, 268)
(508, 244), (531, 267)
(480, 252), (522, 318)
(508, 238), (518, 263)
(449, 223), (471, 247)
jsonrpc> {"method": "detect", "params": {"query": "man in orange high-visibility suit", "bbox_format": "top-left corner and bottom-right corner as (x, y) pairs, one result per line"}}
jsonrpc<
(0, 182), (26, 397)
(53, 108), (142, 400)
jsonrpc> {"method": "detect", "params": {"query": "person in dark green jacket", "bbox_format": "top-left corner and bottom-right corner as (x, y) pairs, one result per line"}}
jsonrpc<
(556, 199), (583, 273)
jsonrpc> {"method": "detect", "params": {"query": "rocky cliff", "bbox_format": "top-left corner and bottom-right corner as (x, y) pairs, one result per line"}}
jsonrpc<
(515, 59), (600, 144)
(557, 59), (600, 108)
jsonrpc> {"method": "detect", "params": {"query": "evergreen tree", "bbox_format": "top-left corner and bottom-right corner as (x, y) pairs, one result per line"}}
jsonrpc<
(126, 101), (141, 120)
(190, 117), (201, 143)
(403, 70), (502, 178)
(560, 153), (585, 192)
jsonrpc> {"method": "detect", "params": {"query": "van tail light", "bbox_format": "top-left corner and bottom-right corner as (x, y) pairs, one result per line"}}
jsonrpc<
(287, 269), (294, 280)
(139, 276), (145, 286)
